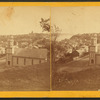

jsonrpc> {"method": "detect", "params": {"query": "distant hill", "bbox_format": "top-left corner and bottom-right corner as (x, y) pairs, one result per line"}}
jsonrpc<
(0, 32), (50, 48)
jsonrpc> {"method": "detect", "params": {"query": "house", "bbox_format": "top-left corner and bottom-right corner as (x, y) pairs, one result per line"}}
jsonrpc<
(76, 49), (84, 56)
(6, 36), (48, 67)
(71, 50), (79, 57)
(0, 47), (6, 54)
(71, 50), (79, 60)
(80, 45), (89, 52)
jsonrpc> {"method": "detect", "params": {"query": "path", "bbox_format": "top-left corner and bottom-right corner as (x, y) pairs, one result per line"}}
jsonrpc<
(57, 55), (98, 73)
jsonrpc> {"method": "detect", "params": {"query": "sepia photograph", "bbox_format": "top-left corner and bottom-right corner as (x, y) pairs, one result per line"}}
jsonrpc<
(0, 6), (50, 91)
(51, 6), (100, 91)
(2, 4), (100, 92)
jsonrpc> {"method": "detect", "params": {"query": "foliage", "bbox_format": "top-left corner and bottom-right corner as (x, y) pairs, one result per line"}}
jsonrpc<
(40, 18), (50, 32)
(40, 18), (61, 62)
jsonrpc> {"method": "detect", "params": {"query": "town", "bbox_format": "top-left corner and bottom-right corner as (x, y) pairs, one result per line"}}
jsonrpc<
(52, 33), (100, 91)
(0, 32), (50, 91)
(0, 6), (51, 91)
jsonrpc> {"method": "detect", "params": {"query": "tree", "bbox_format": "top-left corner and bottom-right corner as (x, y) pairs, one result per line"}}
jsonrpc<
(40, 18), (61, 71)
(40, 18), (50, 32)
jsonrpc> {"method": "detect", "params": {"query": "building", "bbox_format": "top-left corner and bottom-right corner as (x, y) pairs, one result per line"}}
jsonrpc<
(89, 34), (100, 65)
(6, 36), (48, 67)
(71, 50), (79, 60)
(80, 45), (88, 52)
(0, 47), (6, 55)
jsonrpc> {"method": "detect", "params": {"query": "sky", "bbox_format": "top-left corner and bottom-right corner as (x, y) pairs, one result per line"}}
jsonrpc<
(51, 6), (100, 40)
(1, 6), (100, 40)
(0, 6), (50, 35)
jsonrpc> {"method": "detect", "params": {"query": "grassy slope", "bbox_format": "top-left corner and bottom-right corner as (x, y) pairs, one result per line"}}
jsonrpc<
(0, 57), (50, 91)
(52, 55), (100, 91)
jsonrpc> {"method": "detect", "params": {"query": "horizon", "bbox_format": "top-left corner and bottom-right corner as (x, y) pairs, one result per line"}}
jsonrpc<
(51, 6), (100, 38)
(0, 6), (50, 35)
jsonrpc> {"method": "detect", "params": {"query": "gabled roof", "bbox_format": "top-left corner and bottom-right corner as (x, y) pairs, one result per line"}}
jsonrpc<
(13, 48), (47, 59)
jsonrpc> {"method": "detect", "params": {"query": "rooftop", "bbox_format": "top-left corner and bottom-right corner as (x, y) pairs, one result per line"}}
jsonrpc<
(13, 48), (47, 59)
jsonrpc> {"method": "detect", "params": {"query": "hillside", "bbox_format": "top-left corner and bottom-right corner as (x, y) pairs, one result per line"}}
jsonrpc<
(0, 57), (50, 91)
(59, 33), (100, 50)
(52, 55), (100, 91)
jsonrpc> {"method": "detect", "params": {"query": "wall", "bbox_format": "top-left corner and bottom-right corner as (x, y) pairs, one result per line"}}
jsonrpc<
(26, 58), (33, 65)
(95, 54), (100, 65)
(12, 56), (46, 67)
(6, 54), (12, 66)
(89, 53), (95, 65)
(12, 57), (18, 66)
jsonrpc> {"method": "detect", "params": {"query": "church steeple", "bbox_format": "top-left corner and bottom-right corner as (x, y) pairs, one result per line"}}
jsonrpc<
(8, 35), (14, 48)
(91, 34), (97, 46)
(89, 33), (98, 65)
(94, 34), (97, 46)
(6, 35), (14, 67)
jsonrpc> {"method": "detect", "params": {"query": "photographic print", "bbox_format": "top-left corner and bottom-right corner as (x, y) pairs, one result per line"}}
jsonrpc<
(1, 2), (100, 98)
(51, 6), (100, 91)
(0, 6), (50, 91)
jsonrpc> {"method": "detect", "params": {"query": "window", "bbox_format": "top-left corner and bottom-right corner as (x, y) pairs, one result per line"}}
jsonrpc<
(90, 53), (95, 58)
(17, 58), (18, 64)
(24, 58), (26, 65)
(91, 59), (94, 64)
(32, 59), (33, 65)
(8, 61), (10, 65)
(39, 60), (41, 64)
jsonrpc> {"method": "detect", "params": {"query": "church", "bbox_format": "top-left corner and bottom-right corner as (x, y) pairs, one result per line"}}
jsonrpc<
(6, 36), (48, 67)
(89, 34), (100, 65)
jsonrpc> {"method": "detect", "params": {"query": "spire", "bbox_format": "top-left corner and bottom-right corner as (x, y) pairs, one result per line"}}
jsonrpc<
(91, 33), (97, 46)
(8, 35), (14, 48)
(94, 33), (97, 46)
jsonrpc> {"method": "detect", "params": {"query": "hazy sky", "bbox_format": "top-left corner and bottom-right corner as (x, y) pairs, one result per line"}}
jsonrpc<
(0, 6), (50, 35)
(51, 6), (100, 40)
(1, 6), (100, 40)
